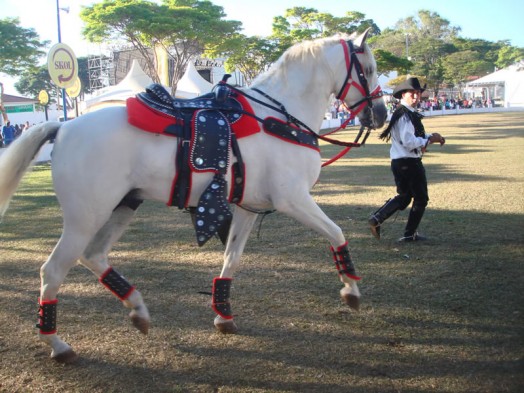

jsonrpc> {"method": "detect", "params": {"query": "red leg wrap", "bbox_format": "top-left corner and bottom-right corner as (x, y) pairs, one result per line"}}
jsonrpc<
(212, 277), (233, 320)
(99, 267), (135, 300)
(36, 298), (58, 335)
(330, 242), (361, 280)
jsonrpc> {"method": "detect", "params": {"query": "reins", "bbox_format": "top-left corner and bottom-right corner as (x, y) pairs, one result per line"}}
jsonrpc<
(217, 38), (383, 168)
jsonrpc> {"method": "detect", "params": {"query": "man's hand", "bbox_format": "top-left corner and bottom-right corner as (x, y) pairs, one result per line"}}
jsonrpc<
(429, 133), (446, 146)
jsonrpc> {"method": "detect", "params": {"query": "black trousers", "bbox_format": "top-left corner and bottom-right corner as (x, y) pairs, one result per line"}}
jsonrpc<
(390, 158), (429, 236)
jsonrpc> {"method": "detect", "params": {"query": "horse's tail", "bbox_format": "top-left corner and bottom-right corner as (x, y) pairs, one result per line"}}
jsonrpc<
(0, 121), (61, 218)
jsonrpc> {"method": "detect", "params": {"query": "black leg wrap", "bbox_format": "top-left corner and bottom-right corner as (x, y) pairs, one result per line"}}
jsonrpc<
(212, 277), (233, 320)
(331, 242), (361, 280)
(36, 298), (58, 334)
(99, 267), (135, 300)
(372, 197), (403, 224)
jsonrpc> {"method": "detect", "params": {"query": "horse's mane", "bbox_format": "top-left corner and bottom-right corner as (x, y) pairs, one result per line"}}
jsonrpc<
(252, 33), (358, 87)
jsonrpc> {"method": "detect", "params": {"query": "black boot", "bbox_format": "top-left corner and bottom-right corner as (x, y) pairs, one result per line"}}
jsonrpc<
(398, 203), (427, 242)
(368, 198), (401, 239)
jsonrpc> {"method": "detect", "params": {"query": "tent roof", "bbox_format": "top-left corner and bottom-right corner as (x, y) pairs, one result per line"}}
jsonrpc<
(83, 59), (154, 110)
(467, 61), (524, 87)
(176, 61), (213, 98)
(118, 59), (155, 91)
(83, 59), (215, 111)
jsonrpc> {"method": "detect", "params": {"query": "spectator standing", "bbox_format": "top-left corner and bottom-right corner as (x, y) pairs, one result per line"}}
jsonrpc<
(1, 121), (16, 147)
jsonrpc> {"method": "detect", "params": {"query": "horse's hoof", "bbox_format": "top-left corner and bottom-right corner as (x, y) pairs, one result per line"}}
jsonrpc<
(131, 315), (149, 334)
(52, 349), (78, 364)
(215, 319), (238, 334)
(341, 294), (360, 311)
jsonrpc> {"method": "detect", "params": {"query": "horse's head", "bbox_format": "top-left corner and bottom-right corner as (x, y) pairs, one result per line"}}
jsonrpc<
(335, 29), (387, 130)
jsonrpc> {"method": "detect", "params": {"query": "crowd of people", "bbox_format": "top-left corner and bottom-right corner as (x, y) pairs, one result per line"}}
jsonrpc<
(330, 95), (493, 125)
(387, 96), (493, 114)
(327, 100), (351, 120)
(1, 120), (31, 147)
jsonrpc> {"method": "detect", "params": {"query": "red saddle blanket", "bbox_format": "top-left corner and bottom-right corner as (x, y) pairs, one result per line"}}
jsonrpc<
(126, 94), (260, 139)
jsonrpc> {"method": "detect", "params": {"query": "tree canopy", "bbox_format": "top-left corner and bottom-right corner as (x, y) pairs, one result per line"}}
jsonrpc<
(368, 9), (522, 96)
(80, 0), (242, 94)
(0, 18), (48, 76)
(1, 3), (523, 101)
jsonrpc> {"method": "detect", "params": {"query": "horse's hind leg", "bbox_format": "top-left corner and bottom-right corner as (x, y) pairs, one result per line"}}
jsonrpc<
(79, 204), (150, 335)
(38, 202), (146, 363)
(213, 207), (258, 334)
(38, 225), (97, 363)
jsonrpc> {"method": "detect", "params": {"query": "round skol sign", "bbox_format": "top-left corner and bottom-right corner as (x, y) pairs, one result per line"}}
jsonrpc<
(66, 77), (82, 99)
(38, 90), (49, 106)
(47, 43), (78, 89)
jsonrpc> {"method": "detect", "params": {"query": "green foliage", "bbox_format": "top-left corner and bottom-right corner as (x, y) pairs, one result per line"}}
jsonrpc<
(442, 50), (493, 85)
(495, 45), (524, 69)
(15, 65), (56, 104)
(0, 18), (49, 76)
(371, 10), (522, 95)
(373, 49), (413, 76)
(221, 35), (276, 85)
(80, 0), (241, 94)
(266, 7), (380, 61)
(15, 57), (92, 103)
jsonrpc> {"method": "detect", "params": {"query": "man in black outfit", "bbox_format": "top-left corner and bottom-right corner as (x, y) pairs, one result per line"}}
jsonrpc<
(369, 77), (446, 242)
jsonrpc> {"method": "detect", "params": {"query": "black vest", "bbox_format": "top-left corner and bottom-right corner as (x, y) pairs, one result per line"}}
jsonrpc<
(379, 105), (425, 141)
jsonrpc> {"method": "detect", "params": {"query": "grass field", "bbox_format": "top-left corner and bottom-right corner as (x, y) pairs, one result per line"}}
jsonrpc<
(0, 112), (523, 392)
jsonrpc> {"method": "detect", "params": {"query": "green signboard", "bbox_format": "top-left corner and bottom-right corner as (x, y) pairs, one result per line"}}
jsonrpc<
(6, 104), (34, 113)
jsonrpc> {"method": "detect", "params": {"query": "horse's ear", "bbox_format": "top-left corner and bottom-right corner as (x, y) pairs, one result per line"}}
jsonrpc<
(353, 27), (371, 48)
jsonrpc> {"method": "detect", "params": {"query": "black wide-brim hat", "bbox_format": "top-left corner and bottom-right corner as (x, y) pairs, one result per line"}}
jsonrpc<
(393, 77), (426, 99)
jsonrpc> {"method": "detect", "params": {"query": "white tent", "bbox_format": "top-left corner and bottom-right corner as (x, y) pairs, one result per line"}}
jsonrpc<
(82, 59), (215, 113)
(82, 59), (154, 113)
(466, 61), (524, 108)
(175, 61), (214, 98)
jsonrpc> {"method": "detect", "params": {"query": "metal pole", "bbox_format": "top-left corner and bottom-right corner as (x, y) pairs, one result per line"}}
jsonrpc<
(57, 0), (67, 121)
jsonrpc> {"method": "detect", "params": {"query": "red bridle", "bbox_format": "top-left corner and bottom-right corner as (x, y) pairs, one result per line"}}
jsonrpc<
(320, 40), (384, 167)
(336, 39), (383, 119)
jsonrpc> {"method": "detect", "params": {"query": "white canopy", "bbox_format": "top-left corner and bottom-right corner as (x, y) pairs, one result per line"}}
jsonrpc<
(83, 60), (154, 113)
(82, 59), (214, 113)
(175, 61), (213, 98)
(466, 61), (524, 107)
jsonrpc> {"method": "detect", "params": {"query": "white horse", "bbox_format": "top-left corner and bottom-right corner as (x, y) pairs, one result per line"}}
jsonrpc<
(0, 31), (386, 363)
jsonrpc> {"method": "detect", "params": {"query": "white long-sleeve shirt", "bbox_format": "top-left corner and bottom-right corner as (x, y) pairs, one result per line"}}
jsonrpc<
(389, 101), (431, 159)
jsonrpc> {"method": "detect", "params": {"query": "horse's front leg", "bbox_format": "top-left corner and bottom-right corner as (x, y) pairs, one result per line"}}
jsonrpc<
(274, 194), (361, 310)
(213, 207), (258, 334)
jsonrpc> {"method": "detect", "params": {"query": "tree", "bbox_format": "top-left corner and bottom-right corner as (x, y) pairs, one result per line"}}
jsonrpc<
(219, 7), (381, 81)
(15, 57), (92, 106)
(0, 17), (49, 121)
(81, 0), (242, 94)
(219, 35), (276, 85)
(15, 65), (57, 103)
(269, 7), (380, 59)
(0, 18), (48, 76)
(495, 44), (524, 69)
(442, 50), (492, 95)
(373, 49), (413, 77)
(372, 10), (459, 96)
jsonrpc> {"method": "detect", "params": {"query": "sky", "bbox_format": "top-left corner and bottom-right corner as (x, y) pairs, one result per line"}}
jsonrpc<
(1, 0), (523, 95)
